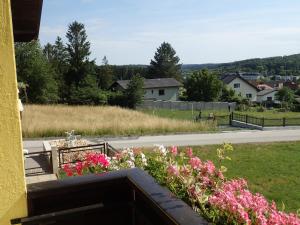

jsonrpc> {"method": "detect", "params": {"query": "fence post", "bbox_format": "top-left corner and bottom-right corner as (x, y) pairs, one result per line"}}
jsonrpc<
(51, 146), (59, 174)
(262, 117), (264, 127)
(246, 115), (248, 124)
(283, 117), (286, 127)
(230, 112), (233, 125)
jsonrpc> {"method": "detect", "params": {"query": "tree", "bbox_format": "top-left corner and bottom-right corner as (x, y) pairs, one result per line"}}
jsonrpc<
(15, 41), (59, 103)
(64, 21), (101, 104)
(43, 37), (69, 101)
(65, 21), (93, 86)
(96, 56), (114, 90)
(185, 69), (223, 102)
(102, 56), (108, 65)
(276, 87), (295, 109)
(220, 86), (242, 103)
(148, 42), (182, 80)
(125, 74), (144, 109)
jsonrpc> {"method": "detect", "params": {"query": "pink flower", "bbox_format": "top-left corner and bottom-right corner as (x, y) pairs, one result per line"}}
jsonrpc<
(217, 170), (224, 180)
(189, 157), (202, 170)
(75, 161), (84, 175)
(186, 147), (193, 158)
(203, 160), (215, 175)
(167, 165), (179, 177)
(86, 153), (110, 168)
(170, 146), (178, 156)
(62, 164), (73, 176)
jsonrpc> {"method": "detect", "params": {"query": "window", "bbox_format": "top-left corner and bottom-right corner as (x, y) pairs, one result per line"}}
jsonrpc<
(233, 83), (240, 88)
(246, 93), (252, 99)
(159, 89), (165, 96)
(267, 97), (272, 101)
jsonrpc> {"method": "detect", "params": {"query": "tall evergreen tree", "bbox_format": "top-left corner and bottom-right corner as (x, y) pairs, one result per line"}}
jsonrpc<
(96, 56), (114, 90)
(43, 37), (69, 101)
(148, 42), (182, 80)
(64, 21), (104, 104)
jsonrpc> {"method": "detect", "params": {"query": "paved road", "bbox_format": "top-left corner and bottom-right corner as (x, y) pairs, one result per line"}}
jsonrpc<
(24, 129), (300, 150)
(104, 129), (300, 149)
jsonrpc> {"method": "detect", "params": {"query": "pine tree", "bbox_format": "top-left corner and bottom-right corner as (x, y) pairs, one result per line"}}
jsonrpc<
(125, 74), (144, 109)
(148, 42), (182, 81)
(64, 21), (102, 104)
(96, 56), (113, 90)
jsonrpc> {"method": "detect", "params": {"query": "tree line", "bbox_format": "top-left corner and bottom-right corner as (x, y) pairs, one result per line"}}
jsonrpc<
(182, 54), (300, 77)
(15, 21), (184, 108)
(15, 20), (262, 108)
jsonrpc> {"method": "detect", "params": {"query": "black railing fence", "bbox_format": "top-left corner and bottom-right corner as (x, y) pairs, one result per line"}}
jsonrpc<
(58, 143), (118, 167)
(195, 114), (231, 126)
(231, 112), (300, 127)
(24, 150), (53, 176)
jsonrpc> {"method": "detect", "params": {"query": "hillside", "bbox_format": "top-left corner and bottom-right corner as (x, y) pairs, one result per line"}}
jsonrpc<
(182, 54), (300, 76)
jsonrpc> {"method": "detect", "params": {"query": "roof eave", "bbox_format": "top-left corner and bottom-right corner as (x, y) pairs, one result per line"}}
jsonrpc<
(11, 0), (43, 42)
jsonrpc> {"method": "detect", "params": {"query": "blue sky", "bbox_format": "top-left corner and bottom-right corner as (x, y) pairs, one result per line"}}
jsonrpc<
(40, 0), (300, 65)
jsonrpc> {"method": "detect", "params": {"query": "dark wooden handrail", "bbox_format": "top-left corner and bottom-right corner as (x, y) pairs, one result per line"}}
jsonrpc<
(13, 169), (208, 225)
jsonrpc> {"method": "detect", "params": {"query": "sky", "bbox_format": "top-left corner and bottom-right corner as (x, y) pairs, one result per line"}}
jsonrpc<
(40, 0), (300, 65)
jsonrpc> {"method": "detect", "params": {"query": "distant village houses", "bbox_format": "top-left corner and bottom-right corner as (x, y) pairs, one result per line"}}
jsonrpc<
(221, 74), (259, 102)
(221, 71), (300, 104)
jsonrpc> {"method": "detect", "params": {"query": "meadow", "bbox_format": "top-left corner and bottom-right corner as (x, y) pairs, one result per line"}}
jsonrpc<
(189, 142), (300, 212)
(22, 105), (216, 138)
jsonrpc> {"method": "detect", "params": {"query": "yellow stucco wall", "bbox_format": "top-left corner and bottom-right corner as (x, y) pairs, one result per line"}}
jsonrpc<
(0, 0), (28, 224)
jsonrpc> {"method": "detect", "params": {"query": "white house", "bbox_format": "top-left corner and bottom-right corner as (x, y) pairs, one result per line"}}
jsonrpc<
(221, 74), (259, 102)
(111, 78), (182, 101)
(257, 89), (279, 103)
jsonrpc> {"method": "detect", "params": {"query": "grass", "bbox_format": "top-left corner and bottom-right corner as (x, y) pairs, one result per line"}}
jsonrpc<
(187, 142), (300, 212)
(22, 105), (216, 138)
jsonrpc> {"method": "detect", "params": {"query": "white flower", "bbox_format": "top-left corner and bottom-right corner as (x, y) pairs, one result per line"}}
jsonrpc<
(154, 144), (167, 156)
(126, 160), (135, 168)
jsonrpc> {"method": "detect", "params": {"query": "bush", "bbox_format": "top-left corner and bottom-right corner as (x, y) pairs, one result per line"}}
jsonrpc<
(107, 91), (127, 107)
(257, 105), (266, 112)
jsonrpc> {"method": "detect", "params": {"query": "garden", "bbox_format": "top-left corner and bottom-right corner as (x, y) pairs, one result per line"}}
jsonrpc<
(60, 143), (300, 225)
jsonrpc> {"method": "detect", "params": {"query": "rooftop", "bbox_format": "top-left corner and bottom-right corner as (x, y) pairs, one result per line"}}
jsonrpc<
(221, 74), (260, 91)
(115, 78), (182, 89)
(257, 88), (278, 96)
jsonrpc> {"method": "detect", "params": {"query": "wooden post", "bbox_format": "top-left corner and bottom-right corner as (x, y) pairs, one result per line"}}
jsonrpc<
(246, 115), (248, 124)
(262, 117), (264, 127)
(283, 117), (286, 127)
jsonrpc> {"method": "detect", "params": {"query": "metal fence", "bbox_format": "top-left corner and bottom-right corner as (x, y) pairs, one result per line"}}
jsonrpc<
(58, 143), (118, 167)
(195, 114), (231, 126)
(231, 112), (300, 127)
(24, 150), (52, 176)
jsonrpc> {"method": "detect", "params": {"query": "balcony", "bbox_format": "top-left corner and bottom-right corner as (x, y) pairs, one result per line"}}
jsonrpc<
(12, 168), (208, 225)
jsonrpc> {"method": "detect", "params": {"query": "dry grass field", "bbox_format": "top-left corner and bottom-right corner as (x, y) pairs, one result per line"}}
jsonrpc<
(22, 105), (216, 138)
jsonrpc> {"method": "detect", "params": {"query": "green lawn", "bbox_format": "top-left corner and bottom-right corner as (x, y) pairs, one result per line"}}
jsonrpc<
(189, 142), (300, 212)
